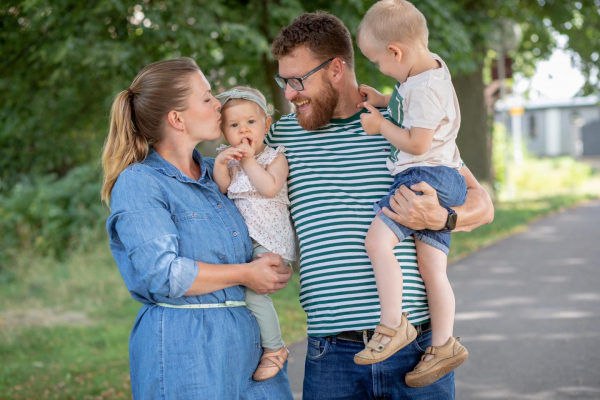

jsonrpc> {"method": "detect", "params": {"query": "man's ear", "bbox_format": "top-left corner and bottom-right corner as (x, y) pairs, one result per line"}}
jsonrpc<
(167, 110), (185, 131)
(330, 58), (346, 83)
(387, 44), (403, 62)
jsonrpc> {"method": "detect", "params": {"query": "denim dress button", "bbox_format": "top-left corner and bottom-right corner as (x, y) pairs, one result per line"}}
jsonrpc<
(233, 231), (238, 237)
(193, 213), (197, 217)
(217, 204), (222, 209)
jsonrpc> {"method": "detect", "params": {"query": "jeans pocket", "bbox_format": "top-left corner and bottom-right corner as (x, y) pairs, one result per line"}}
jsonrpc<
(412, 330), (432, 354)
(306, 337), (329, 361)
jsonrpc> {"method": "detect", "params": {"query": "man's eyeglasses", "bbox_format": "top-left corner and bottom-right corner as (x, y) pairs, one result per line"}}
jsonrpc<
(274, 58), (334, 91)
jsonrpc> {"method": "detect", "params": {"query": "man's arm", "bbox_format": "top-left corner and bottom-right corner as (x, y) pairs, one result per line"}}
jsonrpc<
(380, 165), (494, 232)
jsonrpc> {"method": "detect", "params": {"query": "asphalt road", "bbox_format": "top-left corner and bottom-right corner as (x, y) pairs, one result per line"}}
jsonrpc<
(286, 200), (600, 400)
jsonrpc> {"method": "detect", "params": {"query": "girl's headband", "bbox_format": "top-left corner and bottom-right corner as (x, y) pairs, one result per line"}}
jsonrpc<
(215, 89), (268, 115)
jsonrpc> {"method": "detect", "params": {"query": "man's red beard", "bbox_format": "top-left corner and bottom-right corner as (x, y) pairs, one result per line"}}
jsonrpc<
(293, 76), (339, 131)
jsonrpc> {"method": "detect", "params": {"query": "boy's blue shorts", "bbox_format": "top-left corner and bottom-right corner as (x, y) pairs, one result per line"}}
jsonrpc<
(374, 166), (467, 255)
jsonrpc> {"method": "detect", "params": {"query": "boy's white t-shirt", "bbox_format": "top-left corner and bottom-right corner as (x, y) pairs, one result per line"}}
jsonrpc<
(386, 53), (463, 176)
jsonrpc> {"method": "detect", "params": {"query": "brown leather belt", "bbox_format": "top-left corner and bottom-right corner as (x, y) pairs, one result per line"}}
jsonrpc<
(331, 321), (432, 345)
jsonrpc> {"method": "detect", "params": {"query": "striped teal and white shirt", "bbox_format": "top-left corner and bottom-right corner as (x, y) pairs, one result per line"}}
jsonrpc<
(266, 109), (430, 337)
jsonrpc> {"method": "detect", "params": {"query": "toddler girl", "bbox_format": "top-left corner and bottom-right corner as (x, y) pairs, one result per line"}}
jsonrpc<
(213, 86), (296, 382)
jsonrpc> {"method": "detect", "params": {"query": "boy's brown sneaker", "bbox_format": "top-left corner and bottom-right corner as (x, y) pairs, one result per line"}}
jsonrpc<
(405, 336), (468, 388)
(354, 313), (417, 365)
(252, 346), (289, 382)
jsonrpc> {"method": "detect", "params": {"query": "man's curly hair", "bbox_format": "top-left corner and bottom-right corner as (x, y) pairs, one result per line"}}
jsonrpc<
(271, 12), (354, 70)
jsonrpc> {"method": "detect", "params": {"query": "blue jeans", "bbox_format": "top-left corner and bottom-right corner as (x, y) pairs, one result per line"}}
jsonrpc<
(375, 166), (467, 255)
(303, 330), (454, 400)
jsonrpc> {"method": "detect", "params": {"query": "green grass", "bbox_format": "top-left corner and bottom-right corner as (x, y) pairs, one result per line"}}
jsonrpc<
(1, 192), (598, 398)
(0, 241), (304, 399)
(0, 242), (137, 399)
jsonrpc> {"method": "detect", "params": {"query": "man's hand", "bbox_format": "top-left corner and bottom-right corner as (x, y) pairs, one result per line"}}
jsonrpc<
(236, 138), (255, 158)
(215, 147), (246, 165)
(381, 181), (448, 231)
(357, 84), (387, 108)
(245, 253), (292, 295)
(359, 102), (385, 135)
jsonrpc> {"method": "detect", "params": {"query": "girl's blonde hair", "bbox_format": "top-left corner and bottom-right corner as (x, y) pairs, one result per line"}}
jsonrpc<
(101, 58), (200, 204)
(357, 0), (429, 50)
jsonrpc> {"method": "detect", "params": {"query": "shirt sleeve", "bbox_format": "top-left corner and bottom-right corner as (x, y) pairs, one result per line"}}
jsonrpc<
(107, 170), (199, 300)
(265, 118), (278, 146)
(405, 85), (446, 130)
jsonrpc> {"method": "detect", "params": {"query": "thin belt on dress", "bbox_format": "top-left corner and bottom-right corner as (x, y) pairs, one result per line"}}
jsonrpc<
(156, 301), (247, 309)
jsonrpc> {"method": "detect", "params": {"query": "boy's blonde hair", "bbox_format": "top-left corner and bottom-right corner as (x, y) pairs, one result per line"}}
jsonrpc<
(220, 85), (271, 117)
(357, 0), (428, 50)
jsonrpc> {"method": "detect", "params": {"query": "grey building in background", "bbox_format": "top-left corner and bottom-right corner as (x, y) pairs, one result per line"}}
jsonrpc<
(497, 96), (600, 157)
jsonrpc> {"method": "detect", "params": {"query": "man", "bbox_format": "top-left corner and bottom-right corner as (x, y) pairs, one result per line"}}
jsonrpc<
(266, 12), (494, 399)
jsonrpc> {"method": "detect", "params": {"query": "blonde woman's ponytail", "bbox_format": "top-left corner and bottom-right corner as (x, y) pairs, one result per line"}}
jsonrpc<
(101, 90), (149, 204)
(100, 57), (201, 205)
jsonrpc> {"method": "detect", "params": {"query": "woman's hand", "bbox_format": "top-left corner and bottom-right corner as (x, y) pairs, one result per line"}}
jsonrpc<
(245, 253), (292, 294)
(216, 147), (246, 165)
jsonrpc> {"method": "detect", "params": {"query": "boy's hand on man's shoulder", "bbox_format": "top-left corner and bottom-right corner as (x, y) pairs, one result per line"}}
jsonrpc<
(357, 84), (387, 108)
(360, 102), (385, 135)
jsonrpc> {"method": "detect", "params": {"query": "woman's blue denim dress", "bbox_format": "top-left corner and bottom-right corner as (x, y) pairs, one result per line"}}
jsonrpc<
(106, 148), (292, 400)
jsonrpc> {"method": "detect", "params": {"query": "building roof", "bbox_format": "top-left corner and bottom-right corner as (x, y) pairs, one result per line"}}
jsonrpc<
(496, 95), (599, 112)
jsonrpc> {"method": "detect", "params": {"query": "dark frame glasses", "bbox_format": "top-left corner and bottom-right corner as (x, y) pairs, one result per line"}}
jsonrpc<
(274, 58), (334, 91)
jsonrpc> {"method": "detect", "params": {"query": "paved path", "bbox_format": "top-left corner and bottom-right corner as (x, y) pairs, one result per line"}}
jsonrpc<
(286, 200), (600, 399)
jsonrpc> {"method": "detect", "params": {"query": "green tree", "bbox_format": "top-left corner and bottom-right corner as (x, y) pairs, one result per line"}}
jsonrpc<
(1, 0), (599, 191)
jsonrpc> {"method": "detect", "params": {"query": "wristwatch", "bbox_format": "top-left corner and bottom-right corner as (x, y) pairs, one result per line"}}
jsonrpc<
(442, 207), (457, 233)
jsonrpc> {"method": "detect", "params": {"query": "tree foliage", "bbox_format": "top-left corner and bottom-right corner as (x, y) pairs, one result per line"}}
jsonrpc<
(1, 0), (599, 190)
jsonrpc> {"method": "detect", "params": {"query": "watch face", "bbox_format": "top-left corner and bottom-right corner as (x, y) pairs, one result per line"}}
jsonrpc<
(448, 212), (458, 230)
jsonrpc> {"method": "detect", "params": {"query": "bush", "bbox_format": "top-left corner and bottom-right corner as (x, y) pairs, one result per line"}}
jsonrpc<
(492, 122), (594, 200)
(0, 164), (108, 267)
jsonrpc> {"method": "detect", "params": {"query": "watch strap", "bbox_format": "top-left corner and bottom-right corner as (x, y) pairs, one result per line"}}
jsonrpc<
(440, 207), (456, 233)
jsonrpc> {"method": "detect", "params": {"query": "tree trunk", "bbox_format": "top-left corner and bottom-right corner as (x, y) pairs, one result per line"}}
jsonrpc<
(453, 62), (494, 192)
(258, 0), (292, 121)
(263, 54), (292, 120)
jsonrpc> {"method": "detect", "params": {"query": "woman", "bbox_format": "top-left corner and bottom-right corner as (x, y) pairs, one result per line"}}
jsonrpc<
(101, 58), (294, 399)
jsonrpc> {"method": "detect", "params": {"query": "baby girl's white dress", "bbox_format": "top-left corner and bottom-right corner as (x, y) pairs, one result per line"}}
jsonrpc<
(217, 144), (296, 262)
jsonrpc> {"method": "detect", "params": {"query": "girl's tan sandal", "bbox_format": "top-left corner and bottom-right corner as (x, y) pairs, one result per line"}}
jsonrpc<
(252, 346), (289, 382)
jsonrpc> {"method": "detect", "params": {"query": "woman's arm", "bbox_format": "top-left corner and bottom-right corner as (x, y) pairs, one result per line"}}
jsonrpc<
(184, 253), (292, 296)
(240, 152), (289, 198)
(380, 165), (494, 232)
(108, 169), (292, 303)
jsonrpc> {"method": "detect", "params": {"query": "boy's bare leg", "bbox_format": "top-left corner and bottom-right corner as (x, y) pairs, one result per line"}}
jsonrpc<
(415, 238), (454, 361)
(365, 216), (404, 344)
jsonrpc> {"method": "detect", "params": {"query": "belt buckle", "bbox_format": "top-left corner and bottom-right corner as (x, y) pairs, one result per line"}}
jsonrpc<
(362, 330), (369, 346)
